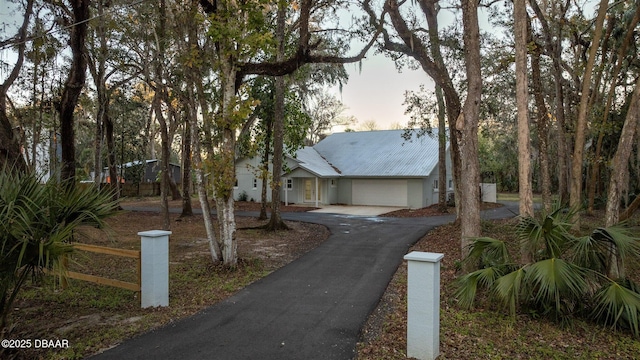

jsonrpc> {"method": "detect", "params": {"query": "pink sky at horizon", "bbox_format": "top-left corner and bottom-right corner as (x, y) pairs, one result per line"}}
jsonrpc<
(330, 55), (434, 131)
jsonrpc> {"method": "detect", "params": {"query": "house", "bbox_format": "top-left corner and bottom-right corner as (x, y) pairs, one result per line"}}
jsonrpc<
(100, 160), (181, 184)
(235, 129), (453, 209)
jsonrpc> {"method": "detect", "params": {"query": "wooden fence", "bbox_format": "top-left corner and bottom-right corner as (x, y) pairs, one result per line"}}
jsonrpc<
(60, 243), (141, 292)
(121, 182), (162, 197)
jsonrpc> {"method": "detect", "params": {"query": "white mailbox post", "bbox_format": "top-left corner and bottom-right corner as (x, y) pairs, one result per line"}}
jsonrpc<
(138, 230), (171, 308)
(404, 251), (444, 360)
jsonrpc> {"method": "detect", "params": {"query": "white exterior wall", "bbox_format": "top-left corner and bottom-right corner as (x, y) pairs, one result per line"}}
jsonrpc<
(337, 178), (352, 205)
(407, 179), (425, 209)
(429, 147), (454, 207)
(281, 176), (301, 205)
(327, 178), (339, 204)
(234, 157), (271, 202)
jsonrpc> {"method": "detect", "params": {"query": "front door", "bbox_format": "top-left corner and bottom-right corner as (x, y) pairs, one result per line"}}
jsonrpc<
(304, 179), (321, 203)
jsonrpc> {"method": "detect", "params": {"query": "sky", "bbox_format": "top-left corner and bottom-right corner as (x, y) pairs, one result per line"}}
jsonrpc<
(0, 3), (434, 132)
(328, 5), (467, 131)
(330, 56), (433, 130)
(0, 1), (462, 131)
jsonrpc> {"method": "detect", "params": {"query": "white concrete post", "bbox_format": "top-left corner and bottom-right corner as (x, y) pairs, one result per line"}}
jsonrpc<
(138, 230), (171, 308)
(404, 251), (444, 360)
(315, 176), (319, 207)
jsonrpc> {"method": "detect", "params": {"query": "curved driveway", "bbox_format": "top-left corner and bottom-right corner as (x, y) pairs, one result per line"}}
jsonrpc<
(93, 203), (518, 360)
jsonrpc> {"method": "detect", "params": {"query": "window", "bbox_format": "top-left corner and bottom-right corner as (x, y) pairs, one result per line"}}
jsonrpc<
(330, 179), (337, 188)
(448, 179), (453, 190)
(234, 179), (238, 189)
(433, 179), (439, 190)
(253, 178), (258, 189)
(286, 178), (293, 190)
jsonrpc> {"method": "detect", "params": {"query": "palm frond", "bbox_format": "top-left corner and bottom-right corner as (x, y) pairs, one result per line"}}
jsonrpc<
(568, 235), (608, 274)
(454, 264), (515, 309)
(516, 205), (576, 259)
(591, 226), (640, 273)
(0, 169), (118, 331)
(591, 279), (640, 337)
(492, 267), (526, 317)
(525, 258), (588, 318)
(464, 237), (511, 268)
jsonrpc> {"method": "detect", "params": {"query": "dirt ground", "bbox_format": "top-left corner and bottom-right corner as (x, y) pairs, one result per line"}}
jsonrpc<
(4, 200), (327, 360)
(356, 209), (640, 360)
(4, 199), (504, 360)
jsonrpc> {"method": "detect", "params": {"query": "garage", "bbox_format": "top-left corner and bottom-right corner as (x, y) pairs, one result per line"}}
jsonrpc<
(352, 179), (408, 207)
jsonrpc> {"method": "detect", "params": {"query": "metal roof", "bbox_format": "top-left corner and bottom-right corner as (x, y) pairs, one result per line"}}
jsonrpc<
(288, 147), (341, 177)
(311, 129), (445, 177)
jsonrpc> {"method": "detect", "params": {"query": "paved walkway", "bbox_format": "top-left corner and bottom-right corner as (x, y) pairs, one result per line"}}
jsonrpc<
(308, 205), (404, 216)
(92, 202), (518, 360)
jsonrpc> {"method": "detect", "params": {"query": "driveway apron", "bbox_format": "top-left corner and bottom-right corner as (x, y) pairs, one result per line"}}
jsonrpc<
(92, 204), (517, 360)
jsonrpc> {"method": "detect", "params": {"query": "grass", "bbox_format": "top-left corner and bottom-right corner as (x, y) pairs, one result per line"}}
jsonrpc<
(497, 192), (543, 203)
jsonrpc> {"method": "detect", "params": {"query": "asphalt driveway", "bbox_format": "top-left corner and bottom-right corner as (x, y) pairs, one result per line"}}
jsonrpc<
(92, 203), (518, 359)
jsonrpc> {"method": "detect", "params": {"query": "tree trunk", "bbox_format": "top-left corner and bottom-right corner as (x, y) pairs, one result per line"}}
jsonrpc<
(214, 126), (238, 267)
(553, 52), (569, 205)
(587, 6), (640, 214)
(267, 1), (289, 231)
(105, 108), (119, 199)
(604, 76), (640, 278)
(154, 95), (171, 231)
(188, 86), (220, 262)
(169, 172), (182, 200)
(181, 113), (194, 217)
(605, 78), (640, 227)
(530, 0), (570, 205)
(420, 0), (462, 218)
(160, 126), (172, 229)
(193, 131), (220, 263)
(93, 102), (104, 185)
(458, 0), (482, 258)
(259, 116), (273, 220)
(569, 0), (609, 223)
(0, 0), (33, 174)
(266, 76), (289, 231)
(437, 86), (447, 212)
(423, 0), (447, 212)
(531, 50), (552, 212)
(153, 0), (170, 230)
(515, 0), (534, 222)
(58, 0), (90, 185)
(515, 0), (534, 265)
(0, 112), (26, 173)
(184, 4), (220, 261)
(215, 57), (239, 266)
(620, 193), (640, 222)
(30, 60), (44, 173)
(216, 193), (237, 266)
(90, 0), (108, 186)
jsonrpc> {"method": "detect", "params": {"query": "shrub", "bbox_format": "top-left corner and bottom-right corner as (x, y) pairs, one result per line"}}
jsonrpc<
(0, 170), (118, 331)
(455, 205), (640, 336)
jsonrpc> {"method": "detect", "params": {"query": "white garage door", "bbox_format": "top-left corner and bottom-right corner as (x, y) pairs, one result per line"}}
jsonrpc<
(352, 179), (408, 206)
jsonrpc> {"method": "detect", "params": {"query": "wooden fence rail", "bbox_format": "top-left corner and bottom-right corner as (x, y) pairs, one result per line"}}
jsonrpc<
(60, 243), (141, 293)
